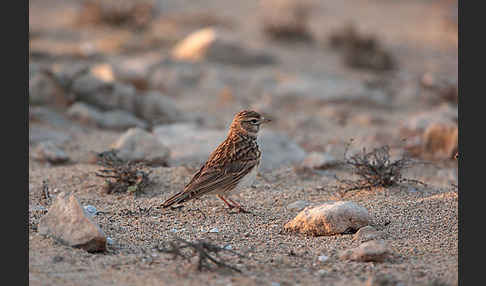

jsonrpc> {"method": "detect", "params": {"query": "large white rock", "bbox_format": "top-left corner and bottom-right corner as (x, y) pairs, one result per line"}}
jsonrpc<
(284, 201), (371, 236)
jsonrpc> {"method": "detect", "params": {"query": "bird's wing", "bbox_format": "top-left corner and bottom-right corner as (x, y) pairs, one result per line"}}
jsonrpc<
(161, 135), (260, 208)
(182, 158), (258, 199)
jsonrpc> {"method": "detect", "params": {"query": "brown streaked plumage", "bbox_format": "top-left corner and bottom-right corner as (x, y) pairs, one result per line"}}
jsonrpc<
(161, 110), (271, 212)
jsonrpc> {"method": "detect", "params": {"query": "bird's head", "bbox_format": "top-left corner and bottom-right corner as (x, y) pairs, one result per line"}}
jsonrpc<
(229, 110), (271, 138)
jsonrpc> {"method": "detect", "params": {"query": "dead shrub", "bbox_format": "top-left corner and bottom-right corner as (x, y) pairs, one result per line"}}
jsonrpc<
(157, 237), (247, 273)
(95, 150), (152, 195)
(336, 143), (425, 193)
(78, 0), (156, 29)
(261, 0), (314, 42)
(329, 24), (396, 72)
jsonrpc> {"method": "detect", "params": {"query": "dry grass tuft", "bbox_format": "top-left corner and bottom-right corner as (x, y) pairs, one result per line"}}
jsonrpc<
(329, 24), (396, 72)
(95, 150), (153, 195)
(261, 0), (314, 42)
(336, 143), (426, 194)
(77, 0), (156, 29)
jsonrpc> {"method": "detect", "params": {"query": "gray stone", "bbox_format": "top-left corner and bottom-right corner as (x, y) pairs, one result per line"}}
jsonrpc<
(102, 110), (147, 130)
(111, 54), (164, 89)
(67, 102), (147, 130)
(29, 69), (67, 106)
(258, 129), (307, 171)
(51, 62), (90, 89)
(111, 127), (170, 165)
(267, 75), (390, 108)
(38, 192), (106, 252)
(70, 74), (112, 107)
(300, 152), (339, 169)
(71, 75), (138, 113)
(153, 123), (226, 166)
(29, 126), (71, 145)
(66, 102), (104, 125)
(339, 240), (392, 262)
(134, 91), (183, 123)
(30, 205), (48, 212)
(284, 201), (371, 236)
(148, 60), (203, 95)
(31, 141), (70, 164)
(286, 200), (310, 211)
(352, 226), (386, 243)
(83, 205), (98, 217)
(153, 123), (306, 171)
(29, 106), (71, 127)
(271, 76), (362, 101)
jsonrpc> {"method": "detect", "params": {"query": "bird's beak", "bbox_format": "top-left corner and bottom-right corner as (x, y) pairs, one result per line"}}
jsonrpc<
(262, 117), (272, 124)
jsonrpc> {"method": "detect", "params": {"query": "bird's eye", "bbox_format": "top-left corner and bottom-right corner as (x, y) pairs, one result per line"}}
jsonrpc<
(250, 119), (258, 124)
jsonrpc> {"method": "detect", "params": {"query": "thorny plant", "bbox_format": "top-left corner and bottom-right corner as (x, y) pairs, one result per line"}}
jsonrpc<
(40, 179), (52, 206)
(30, 180), (51, 231)
(336, 141), (426, 194)
(95, 150), (153, 195)
(157, 237), (247, 273)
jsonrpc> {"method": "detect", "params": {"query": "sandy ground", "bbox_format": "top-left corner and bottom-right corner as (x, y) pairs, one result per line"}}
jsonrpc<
(29, 0), (458, 285)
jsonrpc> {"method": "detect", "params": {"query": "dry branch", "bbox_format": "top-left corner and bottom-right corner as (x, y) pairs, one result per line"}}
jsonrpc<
(157, 237), (247, 273)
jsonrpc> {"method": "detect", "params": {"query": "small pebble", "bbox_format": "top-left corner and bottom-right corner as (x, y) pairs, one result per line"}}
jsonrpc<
(83, 205), (98, 217)
(224, 244), (233, 250)
(106, 237), (114, 245)
(209, 227), (219, 233)
(287, 200), (310, 211)
(271, 282), (280, 286)
(407, 187), (418, 193)
(30, 205), (47, 212)
(170, 228), (178, 233)
(318, 255), (329, 263)
(317, 269), (328, 277)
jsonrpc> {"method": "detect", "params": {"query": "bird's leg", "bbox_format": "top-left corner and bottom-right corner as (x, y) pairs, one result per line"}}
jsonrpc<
(227, 198), (249, 213)
(217, 195), (236, 209)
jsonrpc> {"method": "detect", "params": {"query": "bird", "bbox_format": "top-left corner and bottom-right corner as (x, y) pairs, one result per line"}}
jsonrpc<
(161, 110), (271, 212)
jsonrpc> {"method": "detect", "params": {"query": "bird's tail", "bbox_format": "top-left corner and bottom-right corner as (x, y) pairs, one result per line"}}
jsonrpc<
(161, 191), (191, 208)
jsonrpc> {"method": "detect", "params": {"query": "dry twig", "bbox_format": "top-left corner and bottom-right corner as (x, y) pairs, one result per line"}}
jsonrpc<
(40, 179), (52, 205)
(157, 237), (247, 273)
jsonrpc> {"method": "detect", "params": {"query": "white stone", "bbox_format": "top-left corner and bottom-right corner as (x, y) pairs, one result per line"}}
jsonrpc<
(284, 201), (371, 236)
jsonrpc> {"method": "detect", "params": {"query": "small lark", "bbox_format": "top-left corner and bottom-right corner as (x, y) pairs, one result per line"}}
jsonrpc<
(161, 110), (271, 212)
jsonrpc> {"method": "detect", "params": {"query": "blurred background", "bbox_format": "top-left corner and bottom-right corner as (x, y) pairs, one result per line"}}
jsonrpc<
(29, 0), (458, 168)
(29, 2), (459, 284)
